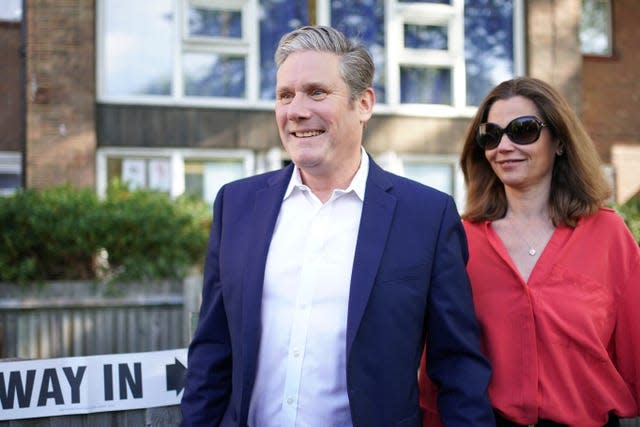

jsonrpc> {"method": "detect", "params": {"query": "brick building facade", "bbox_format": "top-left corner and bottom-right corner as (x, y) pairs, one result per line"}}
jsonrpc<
(1, 0), (638, 203)
(582, 0), (640, 202)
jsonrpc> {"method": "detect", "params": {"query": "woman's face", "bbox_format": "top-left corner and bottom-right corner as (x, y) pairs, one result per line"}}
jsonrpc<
(483, 96), (560, 193)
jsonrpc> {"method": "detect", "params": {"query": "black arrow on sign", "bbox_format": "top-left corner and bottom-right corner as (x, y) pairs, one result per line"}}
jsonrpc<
(166, 358), (187, 395)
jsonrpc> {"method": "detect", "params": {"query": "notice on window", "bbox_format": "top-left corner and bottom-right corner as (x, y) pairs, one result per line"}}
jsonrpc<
(121, 159), (146, 189)
(149, 158), (171, 192)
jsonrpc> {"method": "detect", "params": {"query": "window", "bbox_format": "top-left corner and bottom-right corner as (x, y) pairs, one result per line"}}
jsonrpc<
(375, 151), (465, 207)
(0, 0), (21, 22)
(98, 0), (522, 114)
(580, 0), (612, 56)
(182, 0), (254, 98)
(464, 0), (518, 105)
(99, 0), (174, 97)
(96, 148), (254, 205)
(0, 152), (22, 196)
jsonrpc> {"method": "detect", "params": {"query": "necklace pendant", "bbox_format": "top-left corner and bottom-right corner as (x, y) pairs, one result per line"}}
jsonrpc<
(528, 248), (537, 256)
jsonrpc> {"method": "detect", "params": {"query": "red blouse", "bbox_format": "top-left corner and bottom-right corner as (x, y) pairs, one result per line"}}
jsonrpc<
(420, 208), (640, 427)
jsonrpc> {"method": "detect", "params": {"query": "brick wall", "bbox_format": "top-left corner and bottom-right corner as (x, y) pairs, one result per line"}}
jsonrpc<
(527, 0), (583, 113)
(25, 0), (96, 189)
(582, 0), (640, 202)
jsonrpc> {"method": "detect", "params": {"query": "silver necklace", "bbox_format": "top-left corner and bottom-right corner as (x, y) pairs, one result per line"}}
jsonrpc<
(506, 217), (541, 256)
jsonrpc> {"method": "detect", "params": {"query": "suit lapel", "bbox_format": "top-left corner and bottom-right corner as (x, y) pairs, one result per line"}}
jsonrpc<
(346, 160), (396, 356)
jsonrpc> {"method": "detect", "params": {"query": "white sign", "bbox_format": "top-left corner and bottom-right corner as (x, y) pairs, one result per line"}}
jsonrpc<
(122, 158), (146, 189)
(149, 158), (171, 192)
(0, 348), (187, 421)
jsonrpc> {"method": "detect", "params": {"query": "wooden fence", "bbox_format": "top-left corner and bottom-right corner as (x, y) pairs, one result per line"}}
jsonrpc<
(0, 406), (182, 427)
(0, 276), (202, 426)
(0, 276), (201, 360)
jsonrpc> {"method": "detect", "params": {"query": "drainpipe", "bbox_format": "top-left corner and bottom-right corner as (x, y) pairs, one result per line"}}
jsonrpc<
(19, 0), (26, 188)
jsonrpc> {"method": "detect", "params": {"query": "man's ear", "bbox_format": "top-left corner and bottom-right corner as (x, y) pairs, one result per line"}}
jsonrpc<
(358, 87), (376, 123)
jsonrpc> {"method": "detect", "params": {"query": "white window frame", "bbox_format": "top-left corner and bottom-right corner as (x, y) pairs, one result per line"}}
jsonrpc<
(96, 0), (525, 117)
(177, 0), (259, 102)
(96, 147), (255, 200)
(384, 1), (463, 114)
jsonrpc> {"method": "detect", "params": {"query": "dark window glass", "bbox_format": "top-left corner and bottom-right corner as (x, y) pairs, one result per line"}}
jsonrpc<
(332, 0), (386, 103)
(398, 0), (450, 3)
(464, 0), (514, 105)
(184, 53), (245, 98)
(0, 173), (21, 189)
(401, 66), (451, 104)
(188, 7), (242, 38)
(259, 0), (308, 100)
(404, 24), (448, 50)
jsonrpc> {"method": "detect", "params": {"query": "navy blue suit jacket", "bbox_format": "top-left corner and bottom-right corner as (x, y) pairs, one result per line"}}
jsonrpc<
(181, 157), (494, 427)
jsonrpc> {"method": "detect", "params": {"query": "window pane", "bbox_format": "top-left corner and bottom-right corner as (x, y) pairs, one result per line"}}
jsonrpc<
(398, 0), (450, 4)
(404, 24), (448, 50)
(121, 158), (147, 189)
(148, 159), (171, 192)
(183, 52), (245, 98)
(403, 163), (452, 194)
(0, 0), (21, 21)
(465, 0), (514, 106)
(0, 173), (21, 195)
(332, 0), (386, 103)
(401, 66), (451, 105)
(200, 161), (245, 205)
(259, 0), (308, 100)
(580, 0), (612, 55)
(108, 157), (171, 193)
(188, 7), (242, 39)
(103, 0), (173, 96)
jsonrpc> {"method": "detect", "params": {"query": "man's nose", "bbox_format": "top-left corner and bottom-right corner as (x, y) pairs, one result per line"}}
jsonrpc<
(287, 93), (311, 120)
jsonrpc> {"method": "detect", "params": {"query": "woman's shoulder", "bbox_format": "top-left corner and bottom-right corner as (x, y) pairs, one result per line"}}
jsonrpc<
(578, 207), (638, 247)
(579, 206), (627, 229)
(462, 218), (487, 231)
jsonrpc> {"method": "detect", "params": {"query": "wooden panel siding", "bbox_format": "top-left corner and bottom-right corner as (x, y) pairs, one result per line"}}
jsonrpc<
(96, 104), (278, 150)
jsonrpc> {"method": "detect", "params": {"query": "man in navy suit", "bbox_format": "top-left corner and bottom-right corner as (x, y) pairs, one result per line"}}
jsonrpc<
(181, 25), (494, 427)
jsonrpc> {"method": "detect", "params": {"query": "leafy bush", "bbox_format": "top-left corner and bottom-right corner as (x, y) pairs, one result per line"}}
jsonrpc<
(613, 196), (640, 245)
(0, 183), (212, 284)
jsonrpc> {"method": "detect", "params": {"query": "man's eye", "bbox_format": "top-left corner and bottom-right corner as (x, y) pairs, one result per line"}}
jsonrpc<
(278, 93), (293, 103)
(311, 89), (326, 98)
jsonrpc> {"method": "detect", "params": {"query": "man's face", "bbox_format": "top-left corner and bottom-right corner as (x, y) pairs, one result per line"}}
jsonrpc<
(275, 50), (373, 182)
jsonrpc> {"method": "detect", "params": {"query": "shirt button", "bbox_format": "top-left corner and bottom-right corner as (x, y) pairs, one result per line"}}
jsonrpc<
(293, 350), (300, 358)
(287, 397), (294, 405)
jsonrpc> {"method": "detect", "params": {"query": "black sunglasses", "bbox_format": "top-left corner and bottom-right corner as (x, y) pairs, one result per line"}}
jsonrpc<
(476, 115), (547, 150)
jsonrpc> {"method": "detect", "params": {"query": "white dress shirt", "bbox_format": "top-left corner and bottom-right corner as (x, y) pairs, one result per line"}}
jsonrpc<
(247, 150), (369, 427)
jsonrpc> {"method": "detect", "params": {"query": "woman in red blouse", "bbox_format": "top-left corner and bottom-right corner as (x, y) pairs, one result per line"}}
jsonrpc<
(420, 77), (640, 427)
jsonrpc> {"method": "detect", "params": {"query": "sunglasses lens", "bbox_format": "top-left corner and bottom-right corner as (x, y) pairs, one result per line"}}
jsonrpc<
(506, 117), (541, 145)
(477, 123), (502, 150)
(477, 116), (544, 150)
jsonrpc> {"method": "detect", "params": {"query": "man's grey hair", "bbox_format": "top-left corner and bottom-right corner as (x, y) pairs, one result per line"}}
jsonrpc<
(274, 25), (374, 101)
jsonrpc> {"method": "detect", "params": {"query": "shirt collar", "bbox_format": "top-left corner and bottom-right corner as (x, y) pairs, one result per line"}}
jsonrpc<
(284, 147), (369, 201)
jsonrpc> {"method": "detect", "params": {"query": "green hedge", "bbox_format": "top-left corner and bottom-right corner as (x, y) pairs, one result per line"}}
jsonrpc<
(613, 196), (640, 245)
(0, 183), (212, 284)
